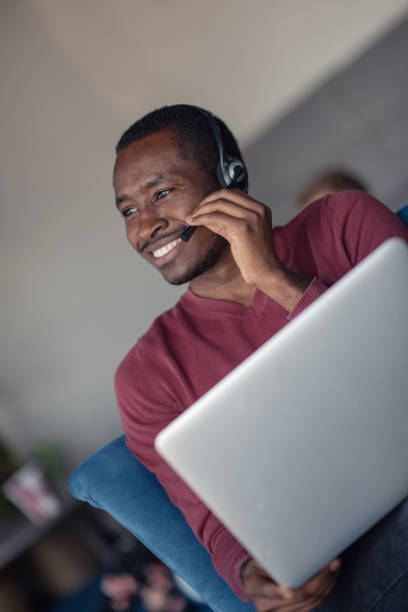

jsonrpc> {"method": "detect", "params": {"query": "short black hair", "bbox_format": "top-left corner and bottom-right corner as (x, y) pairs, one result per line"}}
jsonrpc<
(115, 104), (247, 188)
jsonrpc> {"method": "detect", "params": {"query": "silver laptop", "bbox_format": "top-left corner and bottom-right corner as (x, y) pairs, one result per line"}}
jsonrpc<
(155, 238), (408, 588)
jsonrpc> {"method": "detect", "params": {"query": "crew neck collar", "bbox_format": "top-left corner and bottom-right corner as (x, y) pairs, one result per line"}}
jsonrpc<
(180, 287), (268, 317)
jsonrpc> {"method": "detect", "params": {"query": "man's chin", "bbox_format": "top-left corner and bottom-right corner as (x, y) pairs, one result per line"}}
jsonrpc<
(158, 258), (208, 286)
(167, 277), (190, 286)
(160, 266), (196, 286)
(158, 235), (229, 286)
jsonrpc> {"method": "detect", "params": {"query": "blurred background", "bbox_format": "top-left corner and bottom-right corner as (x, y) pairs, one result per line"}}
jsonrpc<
(1, 1), (408, 610)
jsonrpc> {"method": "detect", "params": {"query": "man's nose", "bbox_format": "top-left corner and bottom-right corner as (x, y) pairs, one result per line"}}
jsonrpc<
(137, 211), (169, 246)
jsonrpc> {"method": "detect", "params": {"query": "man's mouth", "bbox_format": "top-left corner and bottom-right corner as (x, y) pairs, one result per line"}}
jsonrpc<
(152, 238), (181, 259)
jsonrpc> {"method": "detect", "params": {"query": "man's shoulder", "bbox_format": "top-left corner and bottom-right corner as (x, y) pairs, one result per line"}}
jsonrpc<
(274, 190), (401, 283)
(288, 189), (376, 228)
(115, 292), (188, 383)
(319, 189), (388, 224)
(114, 293), (193, 421)
(277, 190), (388, 247)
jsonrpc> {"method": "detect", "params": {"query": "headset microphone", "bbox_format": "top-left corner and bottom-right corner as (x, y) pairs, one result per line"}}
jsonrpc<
(181, 106), (248, 242)
(180, 225), (196, 242)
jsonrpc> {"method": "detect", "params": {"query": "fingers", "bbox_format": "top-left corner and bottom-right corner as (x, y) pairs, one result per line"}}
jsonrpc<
(253, 593), (324, 612)
(187, 199), (257, 223)
(185, 196), (270, 247)
(187, 189), (269, 222)
(186, 200), (266, 232)
(186, 210), (251, 242)
(244, 557), (341, 612)
(309, 557), (341, 588)
(198, 188), (262, 210)
(244, 570), (295, 601)
(296, 558), (341, 602)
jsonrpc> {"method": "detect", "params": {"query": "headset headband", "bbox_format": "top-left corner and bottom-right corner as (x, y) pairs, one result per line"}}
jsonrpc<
(185, 105), (247, 189)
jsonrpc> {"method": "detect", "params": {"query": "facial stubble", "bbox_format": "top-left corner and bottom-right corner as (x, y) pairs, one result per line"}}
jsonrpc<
(163, 234), (229, 286)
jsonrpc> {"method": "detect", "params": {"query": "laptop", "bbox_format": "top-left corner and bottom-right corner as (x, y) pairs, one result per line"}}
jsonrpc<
(155, 238), (408, 588)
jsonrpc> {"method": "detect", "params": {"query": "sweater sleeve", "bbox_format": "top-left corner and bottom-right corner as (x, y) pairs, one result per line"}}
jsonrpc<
(328, 190), (408, 264)
(287, 277), (328, 321)
(288, 191), (408, 320)
(115, 344), (252, 600)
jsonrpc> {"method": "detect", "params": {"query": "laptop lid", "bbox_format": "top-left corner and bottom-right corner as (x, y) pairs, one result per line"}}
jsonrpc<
(155, 238), (408, 587)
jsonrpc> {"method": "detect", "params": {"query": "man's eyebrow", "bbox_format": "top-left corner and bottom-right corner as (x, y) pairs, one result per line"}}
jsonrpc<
(115, 195), (127, 208)
(115, 176), (167, 208)
(145, 175), (167, 189)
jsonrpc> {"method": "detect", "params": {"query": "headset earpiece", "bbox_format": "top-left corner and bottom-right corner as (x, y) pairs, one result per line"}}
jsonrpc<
(187, 105), (248, 190)
(217, 157), (247, 189)
(209, 113), (247, 189)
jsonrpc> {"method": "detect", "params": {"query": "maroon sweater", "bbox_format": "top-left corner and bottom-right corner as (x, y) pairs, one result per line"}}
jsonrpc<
(115, 191), (408, 599)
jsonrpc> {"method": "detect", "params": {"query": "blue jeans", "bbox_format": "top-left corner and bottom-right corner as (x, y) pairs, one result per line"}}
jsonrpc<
(318, 498), (408, 611)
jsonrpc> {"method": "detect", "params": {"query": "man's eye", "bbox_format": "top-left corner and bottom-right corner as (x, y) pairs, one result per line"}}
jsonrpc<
(156, 189), (171, 201)
(122, 207), (138, 218)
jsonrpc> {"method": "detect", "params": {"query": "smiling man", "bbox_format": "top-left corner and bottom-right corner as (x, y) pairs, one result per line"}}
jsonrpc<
(113, 105), (408, 612)
(114, 129), (230, 288)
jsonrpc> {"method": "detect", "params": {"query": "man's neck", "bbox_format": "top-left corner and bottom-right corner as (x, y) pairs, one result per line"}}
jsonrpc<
(189, 258), (256, 307)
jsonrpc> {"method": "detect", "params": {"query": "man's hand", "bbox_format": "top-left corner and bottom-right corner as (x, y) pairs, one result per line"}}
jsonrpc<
(186, 189), (280, 287)
(186, 190), (310, 312)
(241, 558), (341, 612)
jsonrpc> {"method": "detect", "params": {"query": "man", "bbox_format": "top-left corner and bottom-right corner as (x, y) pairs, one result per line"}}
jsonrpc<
(113, 105), (408, 611)
(296, 169), (368, 209)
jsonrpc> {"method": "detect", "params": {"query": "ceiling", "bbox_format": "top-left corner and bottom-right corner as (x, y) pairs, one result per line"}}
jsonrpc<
(1, 0), (408, 463)
(28, 0), (408, 143)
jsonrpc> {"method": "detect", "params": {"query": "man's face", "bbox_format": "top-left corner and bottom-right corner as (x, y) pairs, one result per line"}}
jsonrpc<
(113, 129), (228, 285)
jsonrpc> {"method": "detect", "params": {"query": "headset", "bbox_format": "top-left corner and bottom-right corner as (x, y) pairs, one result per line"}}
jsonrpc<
(180, 105), (248, 242)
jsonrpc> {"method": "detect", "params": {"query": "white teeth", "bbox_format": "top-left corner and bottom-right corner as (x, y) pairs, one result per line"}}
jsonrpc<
(153, 238), (180, 259)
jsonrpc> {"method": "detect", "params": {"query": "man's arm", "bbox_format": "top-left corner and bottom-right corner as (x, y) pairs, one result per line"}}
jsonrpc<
(117, 349), (336, 609)
(115, 345), (252, 600)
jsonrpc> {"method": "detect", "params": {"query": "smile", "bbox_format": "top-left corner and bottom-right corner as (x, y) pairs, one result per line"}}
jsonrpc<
(152, 238), (181, 259)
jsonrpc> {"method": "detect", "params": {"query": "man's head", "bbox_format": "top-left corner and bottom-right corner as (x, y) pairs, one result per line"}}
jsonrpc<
(116, 105), (247, 191)
(297, 169), (368, 209)
(113, 105), (246, 286)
